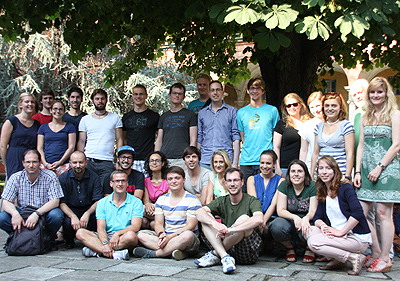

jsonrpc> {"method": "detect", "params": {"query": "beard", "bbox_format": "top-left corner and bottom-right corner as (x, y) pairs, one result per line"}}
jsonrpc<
(94, 104), (106, 111)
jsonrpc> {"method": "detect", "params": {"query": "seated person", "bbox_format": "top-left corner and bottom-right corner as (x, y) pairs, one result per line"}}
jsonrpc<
(59, 151), (103, 249)
(269, 160), (318, 263)
(247, 150), (283, 249)
(142, 151), (170, 229)
(103, 145), (144, 200)
(182, 146), (210, 205)
(133, 166), (202, 260)
(76, 170), (143, 260)
(0, 149), (64, 250)
(204, 149), (231, 205)
(195, 168), (263, 274)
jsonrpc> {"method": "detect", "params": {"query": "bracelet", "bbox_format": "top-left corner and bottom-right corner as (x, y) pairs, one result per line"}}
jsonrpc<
(378, 162), (386, 170)
(34, 210), (41, 217)
(345, 176), (352, 181)
(354, 171), (361, 175)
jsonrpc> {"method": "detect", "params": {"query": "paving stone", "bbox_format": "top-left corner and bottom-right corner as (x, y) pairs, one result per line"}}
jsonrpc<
(0, 266), (73, 280)
(52, 258), (124, 271)
(321, 272), (388, 281)
(0, 256), (64, 273)
(47, 270), (141, 281)
(292, 271), (325, 280)
(132, 257), (197, 268)
(103, 263), (187, 276)
(134, 276), (191, 281)
(172, 268), (256, 280)
(284, 263), (326, 272)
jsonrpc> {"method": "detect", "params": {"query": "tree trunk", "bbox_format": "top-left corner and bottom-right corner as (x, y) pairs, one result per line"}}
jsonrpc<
(256, 31), (339, 111)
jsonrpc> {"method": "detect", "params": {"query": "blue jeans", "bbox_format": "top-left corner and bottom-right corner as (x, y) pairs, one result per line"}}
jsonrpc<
(240, 165), (260, 193)
(86, 159), (115, 184)
(0, 207), (64, 242)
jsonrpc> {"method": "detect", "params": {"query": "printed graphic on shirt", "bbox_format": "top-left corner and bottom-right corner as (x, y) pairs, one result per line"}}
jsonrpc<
(125, 115), (148, 131)
(248, 114), (260, 129)
(165, 115), (186, 129)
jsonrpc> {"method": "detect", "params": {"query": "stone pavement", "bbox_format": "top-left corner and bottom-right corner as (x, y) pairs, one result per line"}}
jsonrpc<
(0, 230), (398, 281)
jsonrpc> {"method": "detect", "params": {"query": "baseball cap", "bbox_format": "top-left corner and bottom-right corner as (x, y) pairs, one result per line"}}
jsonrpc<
(117, 145), (136, 157)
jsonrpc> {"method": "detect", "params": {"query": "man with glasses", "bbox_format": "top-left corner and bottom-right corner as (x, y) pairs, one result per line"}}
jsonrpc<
(155, 83), (197, 168)
(237, 77), (280, 192)
(122, 85), (159, 173)
(76, 170), (143, 260)
(59, 151), (103, 249)
(195, 168), (263, 273)
(0, 149), (64, 250)
(103, 146), (144, 200)
(197, 80), (240, 169)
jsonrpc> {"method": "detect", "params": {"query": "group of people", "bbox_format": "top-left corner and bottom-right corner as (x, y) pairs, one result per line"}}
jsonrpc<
(0, 75), (398, 275)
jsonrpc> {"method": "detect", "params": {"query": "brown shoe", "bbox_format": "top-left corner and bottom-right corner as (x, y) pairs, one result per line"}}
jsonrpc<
(319, 261), (346, 270)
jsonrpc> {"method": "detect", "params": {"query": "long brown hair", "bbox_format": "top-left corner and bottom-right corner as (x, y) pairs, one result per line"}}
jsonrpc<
(321, 92), (347, 121)
(316, 155), (343, 202)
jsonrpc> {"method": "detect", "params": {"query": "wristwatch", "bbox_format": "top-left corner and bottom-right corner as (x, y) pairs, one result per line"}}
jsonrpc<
(102, 240), (109, 245)
(34, 211), (41, 217)
(378, 162), (386, 170)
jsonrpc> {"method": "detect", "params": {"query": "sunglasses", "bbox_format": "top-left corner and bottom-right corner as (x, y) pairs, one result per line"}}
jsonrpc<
(286, 102), (299, 109)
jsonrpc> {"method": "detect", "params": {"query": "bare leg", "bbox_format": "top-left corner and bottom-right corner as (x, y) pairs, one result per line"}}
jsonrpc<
(76, 229), (104, 253)
(360, 200), (381, 258)
(375, 202), (394, 268)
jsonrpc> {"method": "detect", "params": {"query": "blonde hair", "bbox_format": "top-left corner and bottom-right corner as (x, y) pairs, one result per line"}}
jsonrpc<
(321, 92), (347, 121)
(281, 93), (310, 128)
(18, 92), (35, 104)
(349, 79), (369, 97)
(211, 149), (232, 193)
(363, 77), (398, 126)
(307, 91), (323, 106)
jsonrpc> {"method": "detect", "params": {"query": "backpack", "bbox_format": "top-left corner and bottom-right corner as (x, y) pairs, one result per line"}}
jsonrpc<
(5, 206), (51, 255)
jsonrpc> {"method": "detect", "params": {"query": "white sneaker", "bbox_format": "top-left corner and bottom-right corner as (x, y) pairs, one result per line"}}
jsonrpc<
(194, 250), (220, 267)
(82, 247), (99, 257)
(113, 249), (129, 260)
(221, 255), (236, 273)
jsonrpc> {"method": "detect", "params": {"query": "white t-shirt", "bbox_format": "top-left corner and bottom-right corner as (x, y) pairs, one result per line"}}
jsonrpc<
(79, 113), (122, 161)
(297, 117), (323, 172)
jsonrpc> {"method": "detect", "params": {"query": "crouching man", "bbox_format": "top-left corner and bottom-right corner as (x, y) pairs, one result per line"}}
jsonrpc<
(76, 170), (143, 260)
(195, 168), (263, 273)
(133, 166), (202, 260)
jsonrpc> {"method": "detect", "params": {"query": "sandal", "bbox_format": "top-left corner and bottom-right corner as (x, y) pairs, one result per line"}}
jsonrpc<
(302, 247), (315, 263)
(363, 255), (375, 268)
(285, 247), (297, 262)
(347, 253), (366, 275)
(367, 259), (392, 273)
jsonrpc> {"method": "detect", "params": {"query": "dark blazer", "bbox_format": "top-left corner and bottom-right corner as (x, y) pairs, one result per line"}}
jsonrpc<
(313, 183), (370, 235)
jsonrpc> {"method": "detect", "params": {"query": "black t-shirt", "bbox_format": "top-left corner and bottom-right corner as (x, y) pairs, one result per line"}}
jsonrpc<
(103, 169), (145, 195)
(274, 120), (301, 168)
(158, 108), (197, 159)
(122, 109), (159, 160)
(62, 112), (88, 146)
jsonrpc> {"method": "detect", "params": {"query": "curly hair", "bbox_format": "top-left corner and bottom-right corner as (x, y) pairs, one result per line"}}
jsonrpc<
(144, 151), (169, 179)
(280, 93), (310, 128)
(315, 155), (343, 202)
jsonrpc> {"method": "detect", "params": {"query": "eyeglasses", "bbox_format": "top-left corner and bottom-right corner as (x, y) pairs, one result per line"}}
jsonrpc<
(119, 156), (133, 160)
(52, 107), (65, 112)
(149, 159), (161, 163)
(210, 88), (223, 93)
(225, 179), (241, 184)
(249, 86), (262, 91)
(112, 180), (128, 183)
(170, 92), (184, 96)
(285, 102), (299, 109)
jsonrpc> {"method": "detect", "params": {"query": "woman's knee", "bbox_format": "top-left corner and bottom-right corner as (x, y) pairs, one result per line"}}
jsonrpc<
(269, 218), (293, 241)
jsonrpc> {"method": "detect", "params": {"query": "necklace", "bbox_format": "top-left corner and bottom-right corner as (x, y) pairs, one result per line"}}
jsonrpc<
(326, 118), (339, 125)
(94, 111), (107, 117)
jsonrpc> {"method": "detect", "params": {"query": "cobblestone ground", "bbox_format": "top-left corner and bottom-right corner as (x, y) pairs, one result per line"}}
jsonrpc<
(0, 230), (398, 281)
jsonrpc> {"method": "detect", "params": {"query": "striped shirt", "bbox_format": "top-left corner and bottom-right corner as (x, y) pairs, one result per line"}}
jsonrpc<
(314, 120), (354, 174)
(1, 168), (64, 208)
(155, 191), (201, 234)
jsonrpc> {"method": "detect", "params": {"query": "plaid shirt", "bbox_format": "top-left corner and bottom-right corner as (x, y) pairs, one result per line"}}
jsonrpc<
(2, 168), (64, 208)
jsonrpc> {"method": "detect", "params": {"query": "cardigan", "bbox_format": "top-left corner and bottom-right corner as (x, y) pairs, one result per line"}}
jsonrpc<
(313, 183), (370, 235)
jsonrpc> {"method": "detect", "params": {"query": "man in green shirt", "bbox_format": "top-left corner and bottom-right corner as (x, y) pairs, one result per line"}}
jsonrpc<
(195, 168), (263, 274)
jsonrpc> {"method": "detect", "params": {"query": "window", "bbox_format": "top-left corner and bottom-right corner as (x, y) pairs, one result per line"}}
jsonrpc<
(325, 79), (337, 93)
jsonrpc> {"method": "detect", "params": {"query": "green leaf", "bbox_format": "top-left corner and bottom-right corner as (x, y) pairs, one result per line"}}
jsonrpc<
(265, 13), (278, 29)
(209, 4), (226, 19)
(234, 8), (259, 24)
(224, 5), (242, 23)
(261, 4), (299, 30)
(382, 25), (396, 37)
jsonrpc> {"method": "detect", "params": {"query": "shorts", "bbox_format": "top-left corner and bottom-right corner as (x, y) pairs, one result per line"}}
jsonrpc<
(201, 230), (262, 264)
(139, 229), (200, 254)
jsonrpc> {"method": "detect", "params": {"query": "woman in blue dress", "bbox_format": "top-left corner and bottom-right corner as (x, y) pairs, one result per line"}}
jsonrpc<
(37, 100), (76, 176)
(0, 93), (40, 178)
(247, 150), (284, 248)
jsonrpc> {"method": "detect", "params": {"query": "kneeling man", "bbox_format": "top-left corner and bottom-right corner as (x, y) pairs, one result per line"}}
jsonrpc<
(195, 168), (263, 273)
(76, 170), (143, 260)
(134, 166), (202, 260)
